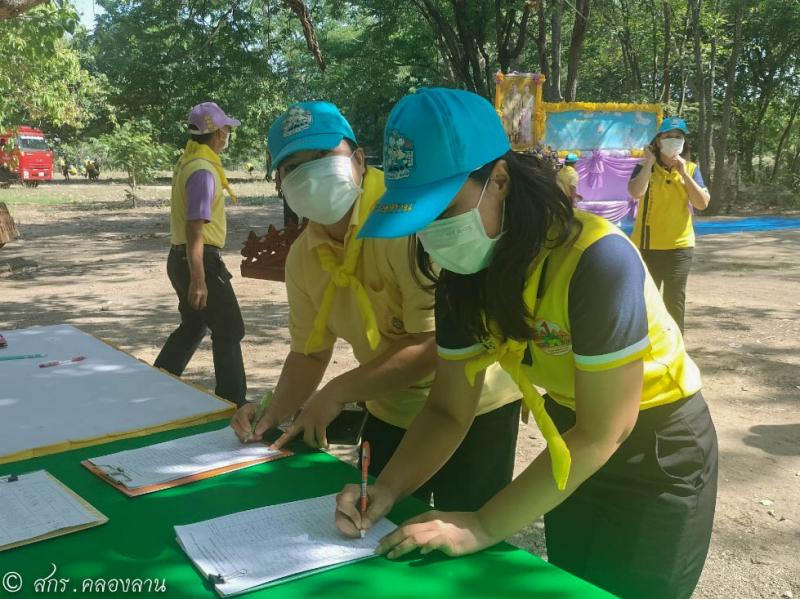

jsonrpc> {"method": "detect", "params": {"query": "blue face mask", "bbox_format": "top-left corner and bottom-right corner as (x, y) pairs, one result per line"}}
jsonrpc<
(417, 178), (504, 275)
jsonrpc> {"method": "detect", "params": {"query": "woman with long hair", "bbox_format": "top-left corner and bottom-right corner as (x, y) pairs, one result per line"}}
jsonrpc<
(334, 88), (718, 599)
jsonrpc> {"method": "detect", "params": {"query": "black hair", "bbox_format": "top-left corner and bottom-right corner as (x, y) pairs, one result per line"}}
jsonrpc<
(415, 151), (580, 342)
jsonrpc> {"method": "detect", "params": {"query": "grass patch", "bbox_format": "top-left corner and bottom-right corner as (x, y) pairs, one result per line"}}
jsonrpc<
(0, 190), (87, 205)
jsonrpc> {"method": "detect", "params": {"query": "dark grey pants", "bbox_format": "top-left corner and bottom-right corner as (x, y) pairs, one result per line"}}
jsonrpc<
(154, 246), (247, 406)
(640, 248), (694, 332)
(363, 400), (522, 511)
(544, 392), (718, 599)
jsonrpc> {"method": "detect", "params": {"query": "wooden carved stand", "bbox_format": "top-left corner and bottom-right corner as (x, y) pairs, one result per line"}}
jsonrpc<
(240, 221), (304, 282)
(0, 202), (20, 248)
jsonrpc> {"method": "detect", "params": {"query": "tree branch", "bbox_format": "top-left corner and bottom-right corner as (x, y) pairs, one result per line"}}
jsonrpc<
(282, 0), (326, 71)
(0, 0), (48, 19)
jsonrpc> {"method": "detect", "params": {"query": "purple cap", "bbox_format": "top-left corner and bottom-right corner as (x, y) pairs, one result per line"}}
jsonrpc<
(187, 102), (240, 135)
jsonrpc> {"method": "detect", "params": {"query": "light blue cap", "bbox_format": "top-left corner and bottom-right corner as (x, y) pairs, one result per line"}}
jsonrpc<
(268, 101), (356, 172)
(358, 87), (511, 239)
(658, 116), (689, 135)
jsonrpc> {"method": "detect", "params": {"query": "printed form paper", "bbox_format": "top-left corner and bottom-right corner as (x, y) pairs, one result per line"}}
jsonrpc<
(0, 470), (102, 549)
(175, 493), (396, 596)
(88, 428), (284, 489)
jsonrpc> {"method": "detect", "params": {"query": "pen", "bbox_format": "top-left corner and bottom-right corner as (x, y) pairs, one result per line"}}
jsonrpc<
(39, 356), (86, 368)
(244, 390), (273, 443)
(360, 441), (370, 539)
(0, 353), (46, 362)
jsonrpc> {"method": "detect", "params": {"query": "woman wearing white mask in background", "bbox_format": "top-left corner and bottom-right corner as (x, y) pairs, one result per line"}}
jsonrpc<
(628, 117), (710, 332)
(231, 102), (522, 513)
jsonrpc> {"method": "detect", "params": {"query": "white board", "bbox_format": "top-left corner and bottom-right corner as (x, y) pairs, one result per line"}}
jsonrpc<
(0, 324), (233, 463)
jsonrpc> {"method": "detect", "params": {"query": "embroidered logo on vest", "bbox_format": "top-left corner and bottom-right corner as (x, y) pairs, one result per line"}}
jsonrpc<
(532, 320), (572, 356)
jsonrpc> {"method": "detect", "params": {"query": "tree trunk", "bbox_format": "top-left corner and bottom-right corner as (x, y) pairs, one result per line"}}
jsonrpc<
(0, 0), (46, 19)
(619, 0), (642, 90)
(651, 0), (659, 101)
(130, 171), (138, 209)
(661, 0), (672, 102)
(702, 0), (720, 184)
(566, 0), (592, 101)
(452, 1), (489, 97)
(708, 0), (743, 215)
(550, 0), (564, 101)
(772, 97), (800, 178)
(690, 0), (709, 184)
(675, 6), (691, 114)
(496, 1), (533, 73)
(410, 0), (533, 99)
(282, 0), (326, 71)
(537, 0), (550, 80)
(743, 85), (776, 179)
(790, 143), (800, 172)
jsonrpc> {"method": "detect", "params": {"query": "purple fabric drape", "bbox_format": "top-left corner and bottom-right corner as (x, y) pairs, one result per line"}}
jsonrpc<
(576, 199), (635, 224)
(574, 151), (642, 223)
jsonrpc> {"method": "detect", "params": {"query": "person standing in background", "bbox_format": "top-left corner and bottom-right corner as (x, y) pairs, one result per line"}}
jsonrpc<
(154, 102), (247, 406)
(628, 117), (709, 332)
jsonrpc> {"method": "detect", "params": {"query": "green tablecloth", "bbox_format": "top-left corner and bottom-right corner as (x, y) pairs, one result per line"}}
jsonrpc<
(1, 421), (614, 598)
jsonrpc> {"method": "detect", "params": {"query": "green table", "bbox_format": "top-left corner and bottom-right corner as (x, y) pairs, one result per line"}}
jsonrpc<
(1, 421), (614, 598)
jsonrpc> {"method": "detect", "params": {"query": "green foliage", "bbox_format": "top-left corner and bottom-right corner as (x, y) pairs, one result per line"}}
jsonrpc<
(0, 3), (107, 129)
(272, 2), (447, 153)
(98, 119), (174, 188)
(91, 0), (286, 165)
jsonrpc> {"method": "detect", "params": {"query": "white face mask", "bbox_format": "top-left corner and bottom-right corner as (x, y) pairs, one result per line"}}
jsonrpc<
(281, 154), (361, 225)
(418, 179), (504, 275)
(659, 137), (684, 159)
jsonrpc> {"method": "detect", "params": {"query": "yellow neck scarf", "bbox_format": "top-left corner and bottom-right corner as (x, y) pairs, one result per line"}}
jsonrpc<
(304, 168), (385, 355)
(464, 251), (572, 491)
(180, 139), (237, 204)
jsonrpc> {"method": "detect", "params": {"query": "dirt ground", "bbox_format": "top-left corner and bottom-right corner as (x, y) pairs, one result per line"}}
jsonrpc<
(1, 178), (798, 598)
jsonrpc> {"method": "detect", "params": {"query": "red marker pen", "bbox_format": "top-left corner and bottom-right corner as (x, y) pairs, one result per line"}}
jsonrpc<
(360, 441), (370, 538)
(39, 356), (87, 368)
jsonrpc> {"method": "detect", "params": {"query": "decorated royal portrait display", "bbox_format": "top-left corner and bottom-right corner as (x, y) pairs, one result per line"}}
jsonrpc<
(494, 72), (545, 151)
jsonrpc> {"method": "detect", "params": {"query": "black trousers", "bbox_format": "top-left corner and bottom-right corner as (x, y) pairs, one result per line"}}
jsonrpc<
(544, 392), (718, 599)
(363, 400), (522, 511)
(154, 246), (247, 406)
(640, 248), (694, 332)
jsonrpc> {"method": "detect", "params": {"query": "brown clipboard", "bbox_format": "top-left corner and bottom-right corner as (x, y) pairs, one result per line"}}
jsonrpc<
(0, 471), (108, 552)
(81, 446), (293, 497)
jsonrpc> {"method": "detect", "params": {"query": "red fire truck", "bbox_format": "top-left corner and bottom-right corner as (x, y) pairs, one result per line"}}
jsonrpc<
(0, 126), (54, 187)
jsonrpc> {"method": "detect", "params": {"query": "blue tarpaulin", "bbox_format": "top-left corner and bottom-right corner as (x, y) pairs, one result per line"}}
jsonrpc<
(620, 216), (800, 237)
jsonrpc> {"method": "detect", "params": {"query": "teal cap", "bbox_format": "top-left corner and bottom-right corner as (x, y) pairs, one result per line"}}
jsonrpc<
(268, 101), (356, 173)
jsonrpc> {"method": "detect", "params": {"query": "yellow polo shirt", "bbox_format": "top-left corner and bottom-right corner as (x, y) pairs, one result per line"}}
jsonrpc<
(632, 160), (704, 250)
(285, 168), (519, 429)
(170, 157), (227, 248)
